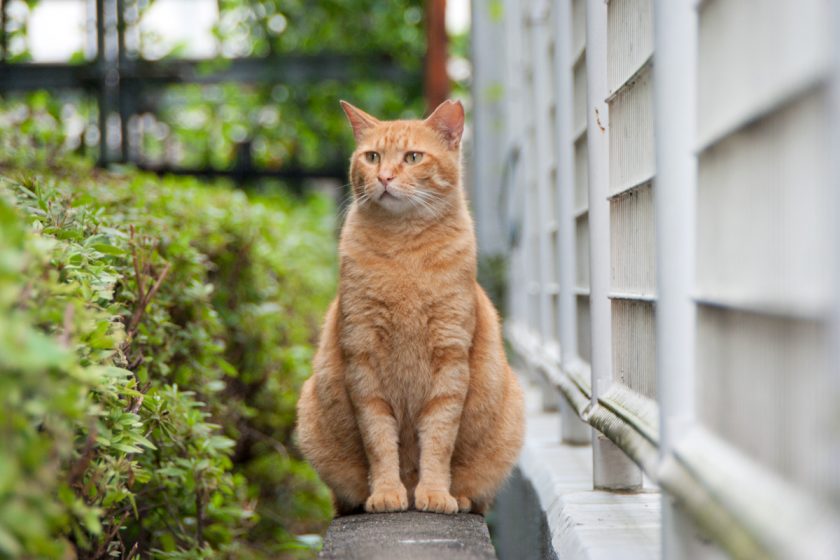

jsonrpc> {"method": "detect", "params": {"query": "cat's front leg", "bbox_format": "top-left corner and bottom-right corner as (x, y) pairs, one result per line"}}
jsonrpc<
(346, 353), (408, 513)
(415, 345), (470, 514)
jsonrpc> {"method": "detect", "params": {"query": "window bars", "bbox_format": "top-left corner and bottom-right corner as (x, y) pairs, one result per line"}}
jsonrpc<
(488, 0), (840, 557)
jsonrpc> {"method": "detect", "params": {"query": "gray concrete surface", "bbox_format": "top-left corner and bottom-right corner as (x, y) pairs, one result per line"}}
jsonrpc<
(318, 511), (497, 560)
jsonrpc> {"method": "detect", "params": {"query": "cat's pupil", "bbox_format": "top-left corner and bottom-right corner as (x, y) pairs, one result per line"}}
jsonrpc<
(365, 152), (379, 163)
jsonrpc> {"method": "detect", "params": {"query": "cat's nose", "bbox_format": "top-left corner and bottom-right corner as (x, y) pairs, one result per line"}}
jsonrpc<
(378, 174), (394, 187)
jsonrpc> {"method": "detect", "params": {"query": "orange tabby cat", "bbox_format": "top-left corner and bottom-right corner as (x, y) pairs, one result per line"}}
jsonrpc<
(296, 99), (524, 515)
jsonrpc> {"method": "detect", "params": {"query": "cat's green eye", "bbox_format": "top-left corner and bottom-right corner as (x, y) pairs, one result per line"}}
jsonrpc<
(364, 151), (380, 163)
(404, 152), (423, 164)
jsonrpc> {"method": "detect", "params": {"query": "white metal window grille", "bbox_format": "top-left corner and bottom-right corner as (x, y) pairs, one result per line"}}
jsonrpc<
(606, 0), (656, 405)
(693, 0), (837, 501)
(483, 0), (840, 556)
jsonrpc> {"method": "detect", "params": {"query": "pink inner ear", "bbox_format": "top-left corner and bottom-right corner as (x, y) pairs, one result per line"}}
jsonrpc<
(425, 100), (465, 147)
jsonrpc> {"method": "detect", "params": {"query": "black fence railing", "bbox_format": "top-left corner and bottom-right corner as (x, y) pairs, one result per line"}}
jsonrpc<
(0, 0), (423, 184)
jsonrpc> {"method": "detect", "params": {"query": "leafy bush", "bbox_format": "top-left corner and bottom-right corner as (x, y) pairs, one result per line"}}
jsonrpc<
(0, 160), (336, 558)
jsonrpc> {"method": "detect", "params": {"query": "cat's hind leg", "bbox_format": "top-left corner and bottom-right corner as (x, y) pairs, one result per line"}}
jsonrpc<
(296, 366), (369, 514)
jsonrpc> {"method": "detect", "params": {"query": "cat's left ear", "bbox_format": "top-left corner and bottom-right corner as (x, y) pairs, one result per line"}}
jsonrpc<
(340, 100), (380, 142)
(425, 100), (465, 149)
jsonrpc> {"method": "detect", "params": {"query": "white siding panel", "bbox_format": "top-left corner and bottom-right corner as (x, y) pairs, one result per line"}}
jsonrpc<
(608, 66), (655, 196)
(577, 295), (592, 364)
(697, 306), (832, 495)
(573, 134), (589, 212)
(697, 0), (831, 146)
(696, 92), (831, 315)
(607, 0), (653, 93)
(575, 214), (590, 290)
(573, 57), (588, 136)
(610, 184), (656, 295)
(611, 299), (656, 398)
(571, 0), (587, 61)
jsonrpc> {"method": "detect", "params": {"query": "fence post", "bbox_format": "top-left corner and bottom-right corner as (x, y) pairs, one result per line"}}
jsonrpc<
(553, 0), (590, 445)
(584, 0), (641, 490)
(830, 0), (840, 507)
(653, 0), (698, 555)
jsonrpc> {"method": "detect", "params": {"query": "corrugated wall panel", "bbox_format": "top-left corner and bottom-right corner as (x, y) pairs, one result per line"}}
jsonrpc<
(608, 66), (655, 195)
(577, 295), (592, 364)
(571, 0), (586, 61)
(607, 0), (653, 93)
(609, 184), (656, 295)
(573, 57), (588, 136)
(696, 91), (831, 315)
(573, 134), (589, 212)
(611, 300), (656, 398)
(696, 306), (831, 495)
(697, 0), (831, 146)
(575, 214), (590, 290)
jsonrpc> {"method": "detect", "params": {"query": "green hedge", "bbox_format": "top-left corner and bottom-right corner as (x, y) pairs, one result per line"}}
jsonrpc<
(0, 163), (336, 558)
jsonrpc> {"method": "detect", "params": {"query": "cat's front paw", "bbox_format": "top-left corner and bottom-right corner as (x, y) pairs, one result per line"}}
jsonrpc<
(365, 485), (409, 513)
(414, 486), (459, 514)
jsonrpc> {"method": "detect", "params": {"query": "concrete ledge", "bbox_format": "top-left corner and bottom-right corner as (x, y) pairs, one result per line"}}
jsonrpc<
(493, 376), (662, 560)
(319, 511), (497, 560)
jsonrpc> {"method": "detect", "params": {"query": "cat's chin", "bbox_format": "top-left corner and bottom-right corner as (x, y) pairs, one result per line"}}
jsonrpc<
(374, 193), (413, 214)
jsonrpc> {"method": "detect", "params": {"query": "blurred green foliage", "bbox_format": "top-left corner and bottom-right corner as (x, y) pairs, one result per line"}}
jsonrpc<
(1, 0), (427, 172)
(0, 150), (337, 557)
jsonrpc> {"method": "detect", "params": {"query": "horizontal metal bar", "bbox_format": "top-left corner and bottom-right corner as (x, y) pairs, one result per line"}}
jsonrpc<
(607, 176), (653, 200)
(574, 286), (590, 296)
(693, 295), (827, 322)
(574, 206), (589, 219)
(507, 323), (659, 475)
(136, 163), (346, 182)
(0, 54), (419, 92)
(608, 291), (656, 303)
(659, 427), (840, 559)
(695, 76), (825, 155)
(605, 55), (653, 103)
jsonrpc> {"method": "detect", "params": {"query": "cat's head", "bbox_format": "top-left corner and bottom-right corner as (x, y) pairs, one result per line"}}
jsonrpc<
(341, 99), (464, 217)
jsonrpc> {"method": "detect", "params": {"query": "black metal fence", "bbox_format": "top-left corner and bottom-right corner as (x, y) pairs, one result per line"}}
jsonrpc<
(0, 0), (422, 183)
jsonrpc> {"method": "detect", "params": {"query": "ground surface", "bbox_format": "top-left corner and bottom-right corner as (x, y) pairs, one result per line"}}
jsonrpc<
(318, 511), (497, 560)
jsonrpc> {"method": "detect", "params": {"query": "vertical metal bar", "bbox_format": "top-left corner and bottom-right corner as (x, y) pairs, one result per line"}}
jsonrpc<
(829, 0), (840, 506)
(553, 0), (578, 378)
(554, 0), (590, 444)
(96, 0), (108, 165)
(502, 0), (525, 326)
(1, 0), (8, 63)
(116, 0), (128, 162)
(585, 0), (641, 490)
(653, 0), (698, 554)
(469, 0), (506, 258)
(521, 7), (540, 340)
(530, 0), (555, 344)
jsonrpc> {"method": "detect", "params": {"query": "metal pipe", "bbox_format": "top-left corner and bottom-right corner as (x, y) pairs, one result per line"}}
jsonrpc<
(529, 0), (558, 354)
(554, 0), (590, 444)
(585, 0), (641, 491)
(652, 0), (698, 556)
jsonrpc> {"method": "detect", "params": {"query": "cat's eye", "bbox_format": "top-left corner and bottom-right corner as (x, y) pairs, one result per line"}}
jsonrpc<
(404, 152), (424, 164)
(364, 152), (380, 163)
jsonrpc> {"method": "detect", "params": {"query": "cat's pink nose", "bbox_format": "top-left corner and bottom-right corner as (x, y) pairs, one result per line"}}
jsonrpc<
(378, 175), (394, 187)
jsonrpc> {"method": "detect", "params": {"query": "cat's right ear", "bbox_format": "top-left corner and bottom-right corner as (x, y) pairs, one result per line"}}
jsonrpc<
(340, 100), (380, 142)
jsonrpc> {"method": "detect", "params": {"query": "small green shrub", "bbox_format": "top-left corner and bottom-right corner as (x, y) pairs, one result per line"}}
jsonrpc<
(0, 162), (336, 558)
